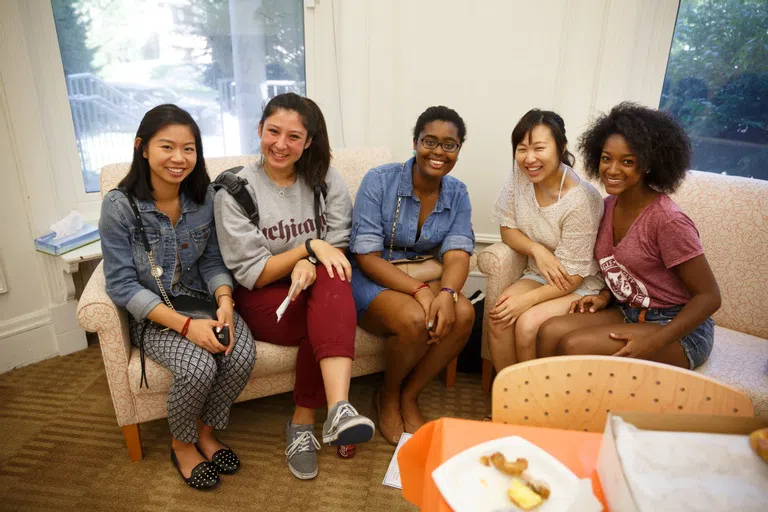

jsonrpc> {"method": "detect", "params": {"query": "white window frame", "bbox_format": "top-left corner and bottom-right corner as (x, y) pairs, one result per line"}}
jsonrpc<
(21, 0), (323, 222)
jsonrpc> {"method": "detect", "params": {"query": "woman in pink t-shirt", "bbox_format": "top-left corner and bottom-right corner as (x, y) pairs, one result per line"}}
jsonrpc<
(537, 103), (720, 369)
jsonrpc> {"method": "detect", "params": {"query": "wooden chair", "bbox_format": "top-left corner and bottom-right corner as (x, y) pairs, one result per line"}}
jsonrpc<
(492, 356), (755, 432)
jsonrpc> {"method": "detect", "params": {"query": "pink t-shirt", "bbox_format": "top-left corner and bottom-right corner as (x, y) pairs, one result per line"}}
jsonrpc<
(594, 195), (704, 309)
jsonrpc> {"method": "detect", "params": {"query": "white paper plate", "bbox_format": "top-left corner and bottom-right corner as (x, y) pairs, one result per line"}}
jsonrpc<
(431, 436), (580, 512)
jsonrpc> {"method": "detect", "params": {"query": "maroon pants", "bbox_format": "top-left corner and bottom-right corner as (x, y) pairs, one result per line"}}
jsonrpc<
(233, 270), (356, 409)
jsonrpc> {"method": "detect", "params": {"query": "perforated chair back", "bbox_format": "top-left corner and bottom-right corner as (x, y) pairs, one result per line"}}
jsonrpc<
(492, 356), (755, 432)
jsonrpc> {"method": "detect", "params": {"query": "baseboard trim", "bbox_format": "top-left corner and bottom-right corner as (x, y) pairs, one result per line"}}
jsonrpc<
(476, 232), (502, 244)
(0, 309), (52, 340)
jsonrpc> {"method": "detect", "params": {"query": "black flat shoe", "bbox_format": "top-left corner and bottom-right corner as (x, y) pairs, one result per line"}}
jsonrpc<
(171, 449), (220, 490)
(208, 447), (240, 475)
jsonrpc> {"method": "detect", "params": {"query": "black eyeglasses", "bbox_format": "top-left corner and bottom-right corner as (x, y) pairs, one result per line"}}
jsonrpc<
(419, 137), (461, 153)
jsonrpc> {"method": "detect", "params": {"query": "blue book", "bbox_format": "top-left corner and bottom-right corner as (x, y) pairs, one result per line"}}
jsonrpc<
(34, 224), (100, 256)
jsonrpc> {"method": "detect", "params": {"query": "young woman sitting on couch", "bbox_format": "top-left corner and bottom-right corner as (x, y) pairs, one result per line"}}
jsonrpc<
(487, 109), (605, 372)
(350, 106), (476, 445)
(213, 93), (374, 481)
(100, 104), (256, 490)
(536, 102), (720, 370)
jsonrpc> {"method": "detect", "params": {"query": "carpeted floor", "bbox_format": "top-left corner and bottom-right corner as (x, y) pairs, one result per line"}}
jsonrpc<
(0, 346), (490, 511)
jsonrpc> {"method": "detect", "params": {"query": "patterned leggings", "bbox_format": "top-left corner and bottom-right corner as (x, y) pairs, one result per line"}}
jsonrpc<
(129, 312), (256, 443)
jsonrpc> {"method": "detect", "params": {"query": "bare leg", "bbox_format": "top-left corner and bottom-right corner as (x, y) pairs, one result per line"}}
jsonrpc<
(559, 322), (690, 368)
(319, 357), (352, 408)
(537, 307), (625, 358)
(514, 293), (580, 362)
(171, 438), (207, 478)
(487, 279), (541, 371)
(291, 406), (316, 425)
(400, 282), (475, 433)
(360, 291), (431, 443)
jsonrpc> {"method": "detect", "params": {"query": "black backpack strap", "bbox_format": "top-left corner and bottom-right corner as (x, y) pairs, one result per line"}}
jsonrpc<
(212, 166), (260, 227)
(313, 182), (329, 239)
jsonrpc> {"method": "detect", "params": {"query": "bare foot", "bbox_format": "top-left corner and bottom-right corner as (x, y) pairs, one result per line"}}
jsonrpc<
(400, 393), (426, 434)
(171, 441), (207, 478)
(377, 388), (404, 445)
(196, 428), (229, 461)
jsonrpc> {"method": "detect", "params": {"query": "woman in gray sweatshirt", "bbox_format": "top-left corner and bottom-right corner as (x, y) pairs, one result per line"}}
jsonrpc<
(214, 93), (373, 481)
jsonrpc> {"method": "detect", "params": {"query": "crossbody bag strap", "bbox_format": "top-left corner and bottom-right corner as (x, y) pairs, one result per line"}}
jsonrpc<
(387, 162), (408, 261)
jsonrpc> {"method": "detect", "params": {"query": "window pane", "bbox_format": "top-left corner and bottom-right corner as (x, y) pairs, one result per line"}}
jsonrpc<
(660, 0), (768, 180)
(51, 0), (306, 193)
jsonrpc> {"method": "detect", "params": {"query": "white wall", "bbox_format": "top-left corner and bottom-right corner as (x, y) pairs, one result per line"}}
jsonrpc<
(0, 0), (678, 372)
(0, 0), (87, 372)
(306, 0), (680, 242)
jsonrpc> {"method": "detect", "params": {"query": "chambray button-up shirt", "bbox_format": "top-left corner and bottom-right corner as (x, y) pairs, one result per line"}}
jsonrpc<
(350, 158), (475, 260)
(348, 158), (475, 317)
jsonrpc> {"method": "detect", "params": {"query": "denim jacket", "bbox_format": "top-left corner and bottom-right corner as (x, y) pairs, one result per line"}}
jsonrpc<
(99, 185), (233, 321)
(350, 158), (475, 259)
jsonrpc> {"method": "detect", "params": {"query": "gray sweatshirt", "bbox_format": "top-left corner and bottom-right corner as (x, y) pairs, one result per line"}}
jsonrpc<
(214, 160), (352, 290)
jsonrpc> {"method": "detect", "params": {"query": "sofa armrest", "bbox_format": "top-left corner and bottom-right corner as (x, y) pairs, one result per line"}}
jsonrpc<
(478, 243), (527, 360)
(76, 261), (138, 426)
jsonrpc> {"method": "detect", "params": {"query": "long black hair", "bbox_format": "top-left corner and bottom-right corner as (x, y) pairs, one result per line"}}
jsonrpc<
(511, 109), (575, 167)
(118, 104), (209, 204)
(259, 93), (331, 189)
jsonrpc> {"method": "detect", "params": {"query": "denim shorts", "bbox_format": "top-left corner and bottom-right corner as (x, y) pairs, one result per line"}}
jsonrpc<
(619, 304), (714, 370)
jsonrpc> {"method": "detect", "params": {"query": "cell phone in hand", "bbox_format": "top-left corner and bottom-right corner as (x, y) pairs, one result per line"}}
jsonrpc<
(215, 326), (230, 346)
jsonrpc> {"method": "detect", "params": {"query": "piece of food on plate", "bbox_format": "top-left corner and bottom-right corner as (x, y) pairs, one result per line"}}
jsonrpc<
(507, 479), (544, 510)
(749, 428), (768, 463)
(490, 452), (528, 475)
(479, 455), (490, 466)
(523, 476), (551, 500)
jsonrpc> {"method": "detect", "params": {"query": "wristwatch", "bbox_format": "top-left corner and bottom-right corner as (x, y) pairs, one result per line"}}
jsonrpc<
(441, 287), (459, 303)
(305, 238), (318, 265)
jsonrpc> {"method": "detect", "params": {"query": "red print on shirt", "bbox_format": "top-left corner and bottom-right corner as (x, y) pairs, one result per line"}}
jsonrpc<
(599, 255), (650, 308)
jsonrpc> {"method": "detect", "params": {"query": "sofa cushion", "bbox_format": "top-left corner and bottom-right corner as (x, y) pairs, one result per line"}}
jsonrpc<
(128, 326), (386, 395)
(696, 326), (768, 418)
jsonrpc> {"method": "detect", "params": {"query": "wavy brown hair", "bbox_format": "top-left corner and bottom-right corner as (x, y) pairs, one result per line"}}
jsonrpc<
(259, 93), (331, 188)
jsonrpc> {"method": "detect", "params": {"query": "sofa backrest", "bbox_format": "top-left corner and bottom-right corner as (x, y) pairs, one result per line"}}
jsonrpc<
(99, 147), (392, 203)
(668, 171), (768, 339)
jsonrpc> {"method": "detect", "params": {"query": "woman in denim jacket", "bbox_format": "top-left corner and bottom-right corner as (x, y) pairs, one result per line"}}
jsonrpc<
(350, 106), (476, 445)
(99, 104), (256, 490)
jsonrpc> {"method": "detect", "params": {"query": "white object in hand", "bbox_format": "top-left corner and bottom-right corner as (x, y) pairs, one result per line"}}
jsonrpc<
(276, 281), (302, 322)
(50, 211), (85, 240)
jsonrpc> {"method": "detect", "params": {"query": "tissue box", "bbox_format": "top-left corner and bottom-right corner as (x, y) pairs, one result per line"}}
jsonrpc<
(597, 411), (767, 511)
(34, 224), (100, 256)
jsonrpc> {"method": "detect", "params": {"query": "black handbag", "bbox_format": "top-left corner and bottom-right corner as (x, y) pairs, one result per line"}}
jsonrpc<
(119, 190), (227, 388)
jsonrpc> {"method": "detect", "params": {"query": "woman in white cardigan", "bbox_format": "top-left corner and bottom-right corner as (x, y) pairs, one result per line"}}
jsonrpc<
(487, 109), (604, 371)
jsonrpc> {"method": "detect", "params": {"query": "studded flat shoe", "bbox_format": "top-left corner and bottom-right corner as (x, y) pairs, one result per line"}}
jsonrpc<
(171, 448), (220, 490)
(207, 447), (240, 475)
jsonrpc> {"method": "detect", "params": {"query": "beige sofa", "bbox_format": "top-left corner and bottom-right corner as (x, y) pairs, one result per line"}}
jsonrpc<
(77, 148), (474, 461)
(478, 170), (768, 417)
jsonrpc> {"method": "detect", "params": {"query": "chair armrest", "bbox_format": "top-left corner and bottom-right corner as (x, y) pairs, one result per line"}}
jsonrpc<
(76, 261), (138, 426)
(478, 243), (527, 360)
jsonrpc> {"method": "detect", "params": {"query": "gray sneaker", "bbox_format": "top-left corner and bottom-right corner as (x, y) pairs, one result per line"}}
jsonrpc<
(322, 401), (375, 446)
(285, 422), (320, 480)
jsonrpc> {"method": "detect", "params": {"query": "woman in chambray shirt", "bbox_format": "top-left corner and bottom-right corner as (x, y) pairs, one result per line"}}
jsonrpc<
(100, 104), (255, 490)
(350, 106), (476, 445)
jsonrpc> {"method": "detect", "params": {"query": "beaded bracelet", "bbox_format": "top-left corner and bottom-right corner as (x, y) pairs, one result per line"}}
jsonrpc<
(180, 317), (192, 337)
(411, 283), (429, 296)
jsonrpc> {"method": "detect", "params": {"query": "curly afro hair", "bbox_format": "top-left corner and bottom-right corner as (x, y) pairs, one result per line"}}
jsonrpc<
(578, 102), (692, 193)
